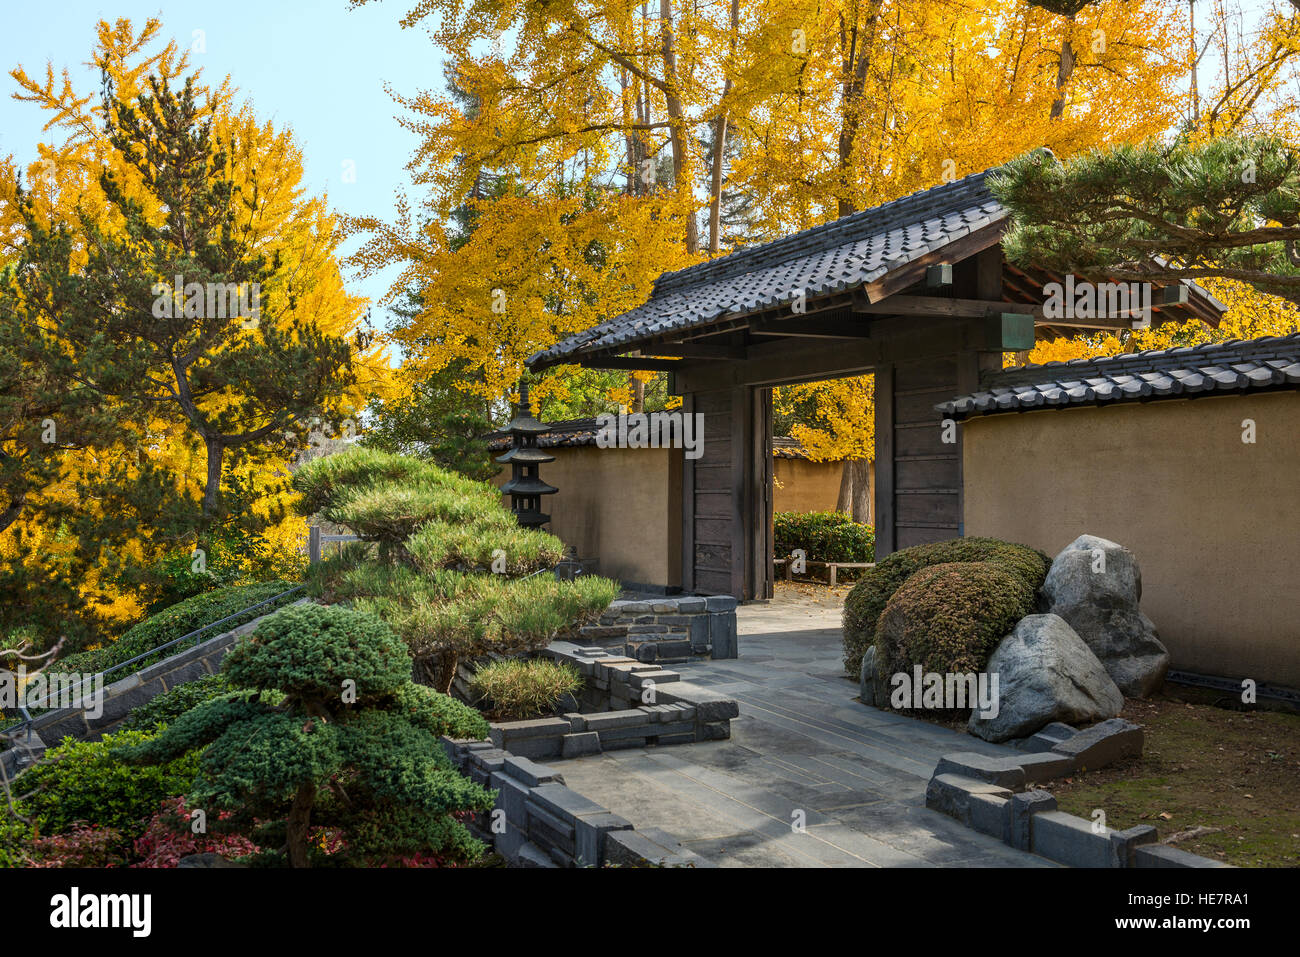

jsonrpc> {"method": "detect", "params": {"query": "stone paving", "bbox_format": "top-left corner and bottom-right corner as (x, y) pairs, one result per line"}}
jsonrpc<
(556, 589), (1055, 867)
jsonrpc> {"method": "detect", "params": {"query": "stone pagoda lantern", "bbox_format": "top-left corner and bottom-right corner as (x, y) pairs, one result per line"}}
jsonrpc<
(496, 382), (556, 528)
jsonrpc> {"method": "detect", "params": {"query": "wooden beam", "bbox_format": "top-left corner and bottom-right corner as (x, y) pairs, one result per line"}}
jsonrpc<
(860, 222), (1005, 303)
(649, 343), (746, 359)
(749, 316), (875, 339)
(578, 357), (681, 371)
(855, 295), (1042, 320)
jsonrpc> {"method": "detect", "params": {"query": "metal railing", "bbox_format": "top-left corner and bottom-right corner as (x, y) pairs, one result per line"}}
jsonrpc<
(1, 584), (305, 744)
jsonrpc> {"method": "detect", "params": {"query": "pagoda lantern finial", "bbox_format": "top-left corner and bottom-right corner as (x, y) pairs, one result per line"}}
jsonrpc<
(496, 380), (557, 528)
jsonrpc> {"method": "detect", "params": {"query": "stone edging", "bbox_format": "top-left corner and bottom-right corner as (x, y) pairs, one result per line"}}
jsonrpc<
(440, 738), (710, 867)
(487, 640), (741, 760)
(579, 596), (738, 662)
(925, 719), (1232, 868)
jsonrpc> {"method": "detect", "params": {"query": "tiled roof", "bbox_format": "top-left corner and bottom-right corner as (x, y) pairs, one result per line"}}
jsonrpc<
(485, 418), (603, 451)
(937, 333), (1300, 420)
(527, 166), (1007, 369)
(486, 419), (832, 458)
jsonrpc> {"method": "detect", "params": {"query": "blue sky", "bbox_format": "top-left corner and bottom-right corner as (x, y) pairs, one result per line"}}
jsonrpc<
(0, 1), (446, 322)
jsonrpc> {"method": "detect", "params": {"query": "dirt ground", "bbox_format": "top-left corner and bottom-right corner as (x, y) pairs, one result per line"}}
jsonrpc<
(1043, 690), (1300, 867)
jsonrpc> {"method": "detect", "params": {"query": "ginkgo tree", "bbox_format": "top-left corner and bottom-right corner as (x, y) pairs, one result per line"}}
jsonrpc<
(0, 18), (384, 639)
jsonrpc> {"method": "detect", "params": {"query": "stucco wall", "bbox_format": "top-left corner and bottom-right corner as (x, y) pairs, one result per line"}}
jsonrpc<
(962, 390), (1300, 688)
(773, 459), (874, 521)
(495, 446), (682, 588)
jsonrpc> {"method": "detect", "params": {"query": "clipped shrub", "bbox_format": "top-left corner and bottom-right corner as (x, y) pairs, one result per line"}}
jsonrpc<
(470, 659), (584, 721)
(407, 522), (565, 576)
(841, 537), (1049, 677)
(773, 510), (874, 566)
(874, 562), (1037, 703)
(17, 729), (201, 841)
(123, 603), (495, 868)
(56, 581), (298, 680)
(294, 447), (619, 691)
(121, 674), (232, 732)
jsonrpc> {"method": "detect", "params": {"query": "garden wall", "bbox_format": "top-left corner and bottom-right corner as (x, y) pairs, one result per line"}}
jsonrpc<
(963, 391), (1300, 688)
(1, 601), (307, 779)
(773, 456), (873, 519)
(493, 445), (682, 590)
(576, 595), (738, 662)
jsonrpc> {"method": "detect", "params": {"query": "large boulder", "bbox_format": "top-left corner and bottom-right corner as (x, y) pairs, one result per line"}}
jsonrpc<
(1041, 535), (1170, 697)
(969, 614), (1124, 743)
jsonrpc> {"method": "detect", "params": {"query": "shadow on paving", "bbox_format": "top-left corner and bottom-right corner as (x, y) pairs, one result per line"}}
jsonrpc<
(555, 595), (1057, 868)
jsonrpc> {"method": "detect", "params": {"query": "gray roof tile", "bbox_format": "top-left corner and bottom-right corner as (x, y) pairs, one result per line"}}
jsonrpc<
(937, 333), (1300, 419)
(528, 165), (1009, 369)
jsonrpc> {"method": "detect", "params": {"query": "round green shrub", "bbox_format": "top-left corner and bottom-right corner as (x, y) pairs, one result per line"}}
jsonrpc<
(842, 537), (1049, 676)
(469, 658), (583, 721)
(873, 562), (1036, 694)
(223, 603), (412, 701)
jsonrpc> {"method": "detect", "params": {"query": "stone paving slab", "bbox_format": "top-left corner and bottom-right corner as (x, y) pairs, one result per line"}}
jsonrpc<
(555, 593), (1056, 868)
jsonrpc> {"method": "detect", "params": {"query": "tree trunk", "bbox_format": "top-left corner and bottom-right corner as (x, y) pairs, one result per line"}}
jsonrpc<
(707, 0), (740, 253)
(201, 436), (224, 524)
(631, 375), (645, 413)
(285, 780), (317, 868)
(835, 458), (873, 524)
(837, 1), (884, 218)
(848, 458), (871, 524)
(1049, 22), (1077, 120)
(659, 0), (699, 254)
(836, 461), (854, 514)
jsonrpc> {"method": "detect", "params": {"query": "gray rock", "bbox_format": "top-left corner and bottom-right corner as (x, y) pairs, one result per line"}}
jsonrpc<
(969, 614), (1124, 743)
(1041, 535), (1170, 697)
(858, 645), (888, 707)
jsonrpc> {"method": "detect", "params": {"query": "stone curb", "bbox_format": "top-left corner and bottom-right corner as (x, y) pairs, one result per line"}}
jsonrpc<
(925, 722), (1231, 868)
(441, 736), (711, 868)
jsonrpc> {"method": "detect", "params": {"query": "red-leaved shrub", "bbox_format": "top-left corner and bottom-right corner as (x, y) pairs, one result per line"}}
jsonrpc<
(131, 797), (259, 868)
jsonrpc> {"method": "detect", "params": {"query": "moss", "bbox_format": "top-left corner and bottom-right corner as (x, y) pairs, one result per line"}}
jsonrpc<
(842, 537), (1049, 676)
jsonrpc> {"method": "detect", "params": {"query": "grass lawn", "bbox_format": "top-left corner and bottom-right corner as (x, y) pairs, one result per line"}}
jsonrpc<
(1043, 691), (1300, 867)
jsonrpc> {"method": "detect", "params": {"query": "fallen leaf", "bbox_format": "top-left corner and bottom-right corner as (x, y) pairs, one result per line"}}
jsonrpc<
(1159, 811), (1173, 820)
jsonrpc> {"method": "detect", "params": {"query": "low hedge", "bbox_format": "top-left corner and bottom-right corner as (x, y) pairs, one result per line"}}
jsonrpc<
(54, 581), (299, 681)
(16, 729), (201, 842)
(873, 562), (1037, 705)
(774, 511), (875, 566)
(120, 674), (233, 733)
(842, 537), (1049, 677)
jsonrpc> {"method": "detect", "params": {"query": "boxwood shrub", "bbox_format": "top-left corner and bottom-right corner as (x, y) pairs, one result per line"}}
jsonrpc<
(842, 537), (1049, 677)
(55, 581), (299, 680)
(774, 511), (875, 566)
(873, 561), (1037, 707)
